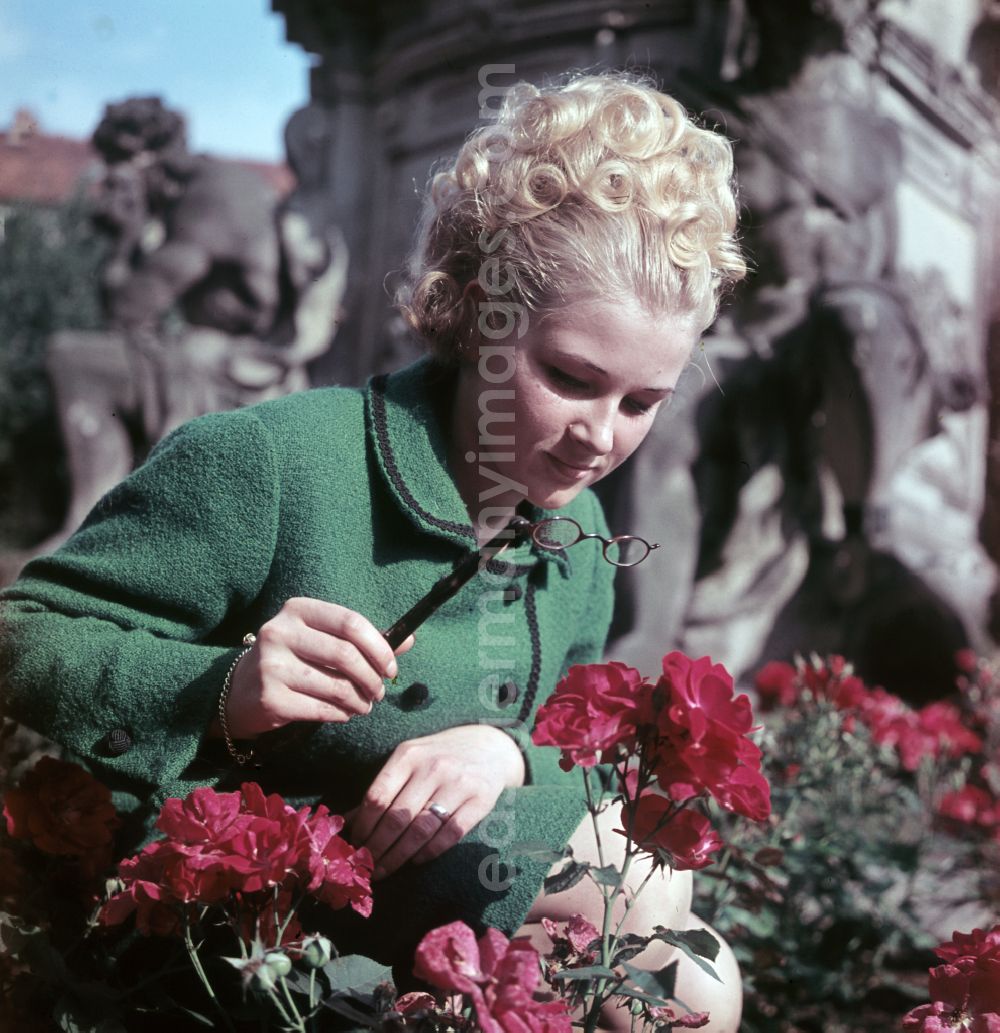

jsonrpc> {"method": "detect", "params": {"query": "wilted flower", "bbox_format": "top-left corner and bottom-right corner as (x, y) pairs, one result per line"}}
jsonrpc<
(414, 920), (572, 1033)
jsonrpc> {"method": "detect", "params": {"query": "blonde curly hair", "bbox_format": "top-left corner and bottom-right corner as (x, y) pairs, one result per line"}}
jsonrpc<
(397, 71), (746, 361)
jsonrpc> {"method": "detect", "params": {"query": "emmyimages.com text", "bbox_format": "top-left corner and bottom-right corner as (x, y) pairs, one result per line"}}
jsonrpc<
(466, 63), (535, 894)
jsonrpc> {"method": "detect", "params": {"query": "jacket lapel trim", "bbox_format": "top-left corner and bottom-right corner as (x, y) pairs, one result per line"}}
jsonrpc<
(517, 581), (543, 724)
(368, 371), (476, 543)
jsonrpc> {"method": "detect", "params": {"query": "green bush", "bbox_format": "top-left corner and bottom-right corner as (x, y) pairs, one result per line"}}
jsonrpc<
(0, 195), (107, 548)
(695, 654), (999, 1032)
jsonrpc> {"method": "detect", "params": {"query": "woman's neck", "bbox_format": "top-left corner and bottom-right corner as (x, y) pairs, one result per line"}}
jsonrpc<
(447, 361), (523, 544)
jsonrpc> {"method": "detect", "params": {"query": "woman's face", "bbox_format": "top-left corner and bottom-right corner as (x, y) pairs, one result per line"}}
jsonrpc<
(451, 298), (700, 518)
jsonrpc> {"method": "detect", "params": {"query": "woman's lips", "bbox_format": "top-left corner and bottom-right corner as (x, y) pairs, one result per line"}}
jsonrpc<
(547, 453), (601, 480)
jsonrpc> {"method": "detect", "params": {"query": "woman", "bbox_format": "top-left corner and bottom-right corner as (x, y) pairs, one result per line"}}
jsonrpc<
(0, 73), (745, 1029)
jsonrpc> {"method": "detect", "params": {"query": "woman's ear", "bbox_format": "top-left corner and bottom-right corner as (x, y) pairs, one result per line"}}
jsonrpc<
(455, 281), (488, 364)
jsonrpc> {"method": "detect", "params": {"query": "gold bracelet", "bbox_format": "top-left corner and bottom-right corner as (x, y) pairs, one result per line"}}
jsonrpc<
(218, 632), (257, 766)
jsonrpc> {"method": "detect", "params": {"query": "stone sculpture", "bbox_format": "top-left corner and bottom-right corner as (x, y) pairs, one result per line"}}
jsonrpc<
(607, 52), (983, 698)
(37, 97), (347, 554)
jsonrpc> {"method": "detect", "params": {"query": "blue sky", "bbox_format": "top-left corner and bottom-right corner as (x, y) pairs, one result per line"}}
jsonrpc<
(0, 0), (311, 160)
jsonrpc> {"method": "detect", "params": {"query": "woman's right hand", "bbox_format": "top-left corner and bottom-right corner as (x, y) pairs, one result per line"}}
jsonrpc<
(220, 597), (414, 739)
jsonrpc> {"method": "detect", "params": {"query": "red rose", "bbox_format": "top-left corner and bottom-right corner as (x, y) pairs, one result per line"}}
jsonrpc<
(710, 763), (772, 824)
(753, 661), (798, 710)
(902, 926), (1000, 1026)
(394, 991), (437, 1017)
(935, 927), (1000, 965)
(938, 786), (999, 828)
(917, 703), (983, 761)
(307, 813), (374, 917)
(3, 756), (120, 876)
(621, 796), (723, 871)
(101, 782), (372, 934)
(649, 1007), (710, 1029)
(479, 931), (573, 1033)
(532, 662), (651, 770)
(101, 843), (184, 936)
(541, 913), (600, 958)
(413, 920), (489, 995)
(156, 785), (244, 844)
(651, 653), (771, 822)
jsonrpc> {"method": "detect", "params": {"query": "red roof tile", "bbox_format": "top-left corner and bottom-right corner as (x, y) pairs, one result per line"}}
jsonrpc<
(0, 122), (295, 206)
(0, 132), (100, 206)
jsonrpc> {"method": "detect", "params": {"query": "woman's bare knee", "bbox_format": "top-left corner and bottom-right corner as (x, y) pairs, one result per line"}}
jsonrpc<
(519, 806), (741, 1033)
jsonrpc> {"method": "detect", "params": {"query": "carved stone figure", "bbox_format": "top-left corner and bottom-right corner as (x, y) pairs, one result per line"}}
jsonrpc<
(608, 52), (984, 697)
(35, 97), (347, 556)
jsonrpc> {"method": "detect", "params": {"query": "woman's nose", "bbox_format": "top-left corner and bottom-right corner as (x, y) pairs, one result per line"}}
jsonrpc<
(567, 408), (614, 455)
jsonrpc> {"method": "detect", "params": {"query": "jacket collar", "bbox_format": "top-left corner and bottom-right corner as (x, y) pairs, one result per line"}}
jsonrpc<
(364, 356), (571, 576)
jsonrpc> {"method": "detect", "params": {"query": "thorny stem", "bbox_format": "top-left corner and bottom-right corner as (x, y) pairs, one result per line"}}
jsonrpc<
(280, 972), (307, 1032)
(582, 765), (640, 1033)
(266, 981), (305, 1032)
(183, 917), (237, 1033)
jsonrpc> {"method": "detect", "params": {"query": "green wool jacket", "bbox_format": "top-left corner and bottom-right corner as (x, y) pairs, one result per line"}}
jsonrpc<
(0, 356), (615, 970)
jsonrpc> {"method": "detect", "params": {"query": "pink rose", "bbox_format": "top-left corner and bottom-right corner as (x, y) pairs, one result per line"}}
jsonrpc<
(413, 922), (572, 1033)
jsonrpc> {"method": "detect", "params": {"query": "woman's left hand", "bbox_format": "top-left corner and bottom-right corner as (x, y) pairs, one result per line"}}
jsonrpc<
(348, 725), (525, 879)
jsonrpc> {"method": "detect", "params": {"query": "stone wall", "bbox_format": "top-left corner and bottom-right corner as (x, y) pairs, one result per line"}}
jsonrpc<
(272, 0), (1000, 690)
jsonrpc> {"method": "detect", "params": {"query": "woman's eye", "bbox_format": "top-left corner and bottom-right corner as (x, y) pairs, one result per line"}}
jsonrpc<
(623, 397), (654, 416)
(548, 366), (588, 391)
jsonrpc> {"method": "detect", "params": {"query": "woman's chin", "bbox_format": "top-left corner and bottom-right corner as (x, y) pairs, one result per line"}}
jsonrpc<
(527, 481), (589, 511)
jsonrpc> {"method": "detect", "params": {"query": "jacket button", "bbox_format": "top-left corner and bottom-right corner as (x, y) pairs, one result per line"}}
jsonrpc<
(497, 681), (519, 708)
(401, 682), (431, 710)
(503, 584), (523, 604)
(103, 728), (132, 756)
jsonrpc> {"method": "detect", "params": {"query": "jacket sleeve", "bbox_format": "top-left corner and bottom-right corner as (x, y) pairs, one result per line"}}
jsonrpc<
(0, 409), (280, 794)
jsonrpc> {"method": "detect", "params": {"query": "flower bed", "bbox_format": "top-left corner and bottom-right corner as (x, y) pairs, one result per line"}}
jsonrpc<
(1, 648), (996, 1031)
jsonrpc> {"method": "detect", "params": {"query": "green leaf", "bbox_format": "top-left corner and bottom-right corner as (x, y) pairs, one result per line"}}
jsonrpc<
(544, 859), (589, 894)
(507, 840), (569, 864)
(621, 960), (677, 1000)
(550, 964), (618, 981)
(321, 994), (388, 1029)
(613, 984), (672, 1007)
(54, 997), (126, 1033)
(611, 933), (650, 966)
(588, 863), (622, 887)
(653, 926), (720, 962)
(321, 954), (393, 996)
(650, 929), (721, 982)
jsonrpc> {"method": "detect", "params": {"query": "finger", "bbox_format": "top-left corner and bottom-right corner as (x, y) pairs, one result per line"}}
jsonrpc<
(350, 765), (413, 847)
(268, 619), (386, 702)
(408, 801), (474, 865)
(375, 799), (468, 877)
(223, 649), (362, 738)
(360, 782), (444, 867)
(393, 634), (416, 656)
(290, 598), (400, 678)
